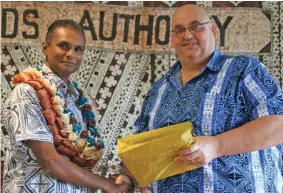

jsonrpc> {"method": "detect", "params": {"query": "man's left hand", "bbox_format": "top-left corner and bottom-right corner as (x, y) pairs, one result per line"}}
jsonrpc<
(176, 136), (221, 166)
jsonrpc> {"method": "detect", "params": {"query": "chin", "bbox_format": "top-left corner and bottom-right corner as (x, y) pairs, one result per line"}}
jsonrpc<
(183, 52), (200, 60)
(182, 48), (201, 57)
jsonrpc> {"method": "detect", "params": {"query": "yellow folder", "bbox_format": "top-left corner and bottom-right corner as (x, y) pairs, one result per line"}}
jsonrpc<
(117, 122), (199, 187)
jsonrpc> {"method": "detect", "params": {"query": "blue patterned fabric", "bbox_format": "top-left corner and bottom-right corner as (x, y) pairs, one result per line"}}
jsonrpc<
(135, 49), (283, 193)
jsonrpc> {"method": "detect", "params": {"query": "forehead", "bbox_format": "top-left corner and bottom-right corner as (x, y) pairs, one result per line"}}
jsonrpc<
(50, 27), (85, 46)
(172, 7), (208, 27)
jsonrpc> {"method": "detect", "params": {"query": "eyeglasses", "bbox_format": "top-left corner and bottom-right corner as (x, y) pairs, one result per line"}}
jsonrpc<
(171, 21), (211, 38)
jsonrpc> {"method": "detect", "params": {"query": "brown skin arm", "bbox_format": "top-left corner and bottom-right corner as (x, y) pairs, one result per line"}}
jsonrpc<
(27, 140), (130, 193)
(177, 115), (283, 165)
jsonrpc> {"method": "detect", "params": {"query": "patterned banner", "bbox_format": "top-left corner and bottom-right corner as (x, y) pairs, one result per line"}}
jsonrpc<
(1, 3), (282, 192)
(1, 2), (271, 54)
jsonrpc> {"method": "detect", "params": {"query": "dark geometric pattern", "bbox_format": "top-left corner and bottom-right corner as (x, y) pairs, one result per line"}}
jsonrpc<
(134, 49), (283, 192)
(25, 168), (56, 193)
(2, 65), (94, 192)
(1, 1), (283, 193)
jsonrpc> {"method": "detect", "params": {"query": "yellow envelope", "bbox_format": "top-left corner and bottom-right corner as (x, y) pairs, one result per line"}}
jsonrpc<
(117, 122), (200, 187)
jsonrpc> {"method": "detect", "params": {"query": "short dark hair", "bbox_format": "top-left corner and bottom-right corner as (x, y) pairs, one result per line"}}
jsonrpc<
(45, 19), (86, 44)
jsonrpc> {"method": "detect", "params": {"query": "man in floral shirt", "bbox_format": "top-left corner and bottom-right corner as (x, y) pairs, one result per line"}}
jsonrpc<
(3, 19), (131, 193)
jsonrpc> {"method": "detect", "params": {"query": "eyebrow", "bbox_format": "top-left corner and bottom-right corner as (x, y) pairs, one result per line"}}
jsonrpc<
(173, 24), (184, 28)
(189, 20), (201, 25)
(173, 20), (202, 28)
(57, 40), (84, 48)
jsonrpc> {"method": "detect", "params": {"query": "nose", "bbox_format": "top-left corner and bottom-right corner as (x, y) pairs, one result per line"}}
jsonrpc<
(66, 48), (75, 58)
(184, 28), (193, 39)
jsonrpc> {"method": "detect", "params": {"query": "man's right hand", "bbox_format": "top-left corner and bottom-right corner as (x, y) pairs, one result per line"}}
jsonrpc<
(111, 175), (134, 193)
(115, 175), (132, 185)
(104, 178), (131, 193)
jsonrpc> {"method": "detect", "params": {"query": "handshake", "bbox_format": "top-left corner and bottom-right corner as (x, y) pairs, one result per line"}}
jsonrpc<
(109, 122), (196, 193)
(105, 174), (135, 193)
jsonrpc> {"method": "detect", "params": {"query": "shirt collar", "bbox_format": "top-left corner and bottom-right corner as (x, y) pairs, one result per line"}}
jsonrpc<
(165, 48), (224, 79)
(205, 48), (224, 72)
(41, 64), (79, 99)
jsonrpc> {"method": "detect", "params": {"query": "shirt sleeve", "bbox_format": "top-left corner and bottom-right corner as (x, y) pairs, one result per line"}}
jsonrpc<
(5, 83), (54, 147)
(134, 89), (153, 134)
(241, 57), (283, 120)
(134, 79), (165, 134)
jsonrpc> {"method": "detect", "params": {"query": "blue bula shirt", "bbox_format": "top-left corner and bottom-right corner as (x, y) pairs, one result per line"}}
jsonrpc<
(135, 49), (283, 193)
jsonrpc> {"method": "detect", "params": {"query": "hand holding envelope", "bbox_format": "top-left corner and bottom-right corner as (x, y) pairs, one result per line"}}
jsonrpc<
(117, 122), (201, 187)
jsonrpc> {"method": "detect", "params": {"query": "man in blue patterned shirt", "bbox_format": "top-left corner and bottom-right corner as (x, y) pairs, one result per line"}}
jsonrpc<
(118, 4), (283, 193)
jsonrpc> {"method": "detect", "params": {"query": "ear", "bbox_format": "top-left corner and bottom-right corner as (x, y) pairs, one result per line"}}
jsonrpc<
(171, 34), (177, 49)
(211, 23), (217, 39)
(42, 42), (48, 56)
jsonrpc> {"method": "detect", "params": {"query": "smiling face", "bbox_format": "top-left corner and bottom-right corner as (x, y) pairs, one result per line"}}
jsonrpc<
(171, 5), (216, 63)
(42, 26), (85, 83)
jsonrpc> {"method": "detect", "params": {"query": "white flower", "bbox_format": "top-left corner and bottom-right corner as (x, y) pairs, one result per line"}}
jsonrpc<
(68, 132), (78, 141)
(76, 138), (86, 148)
(104, 76), (117, 87)
(56, 105), (64, 113)
(50, 85), (57, 94)
(99, 87), (111, 99)
(4, 65), (17, 76)
(114, 54), (127, 65)
(96, 98), (107, 110)
(1, 51), (11, 66)
(54, 95), (65, 105)
(43, 79), (51, 88)
(61, 113), (70, 124)
(109, 65), (122, 76)
(65, 124), (73, 132)
(32, 70), (43, 79)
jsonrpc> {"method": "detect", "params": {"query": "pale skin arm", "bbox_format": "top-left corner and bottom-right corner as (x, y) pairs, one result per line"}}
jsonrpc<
(177, 115), (283, 165)
(27, 140), (130, 193)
